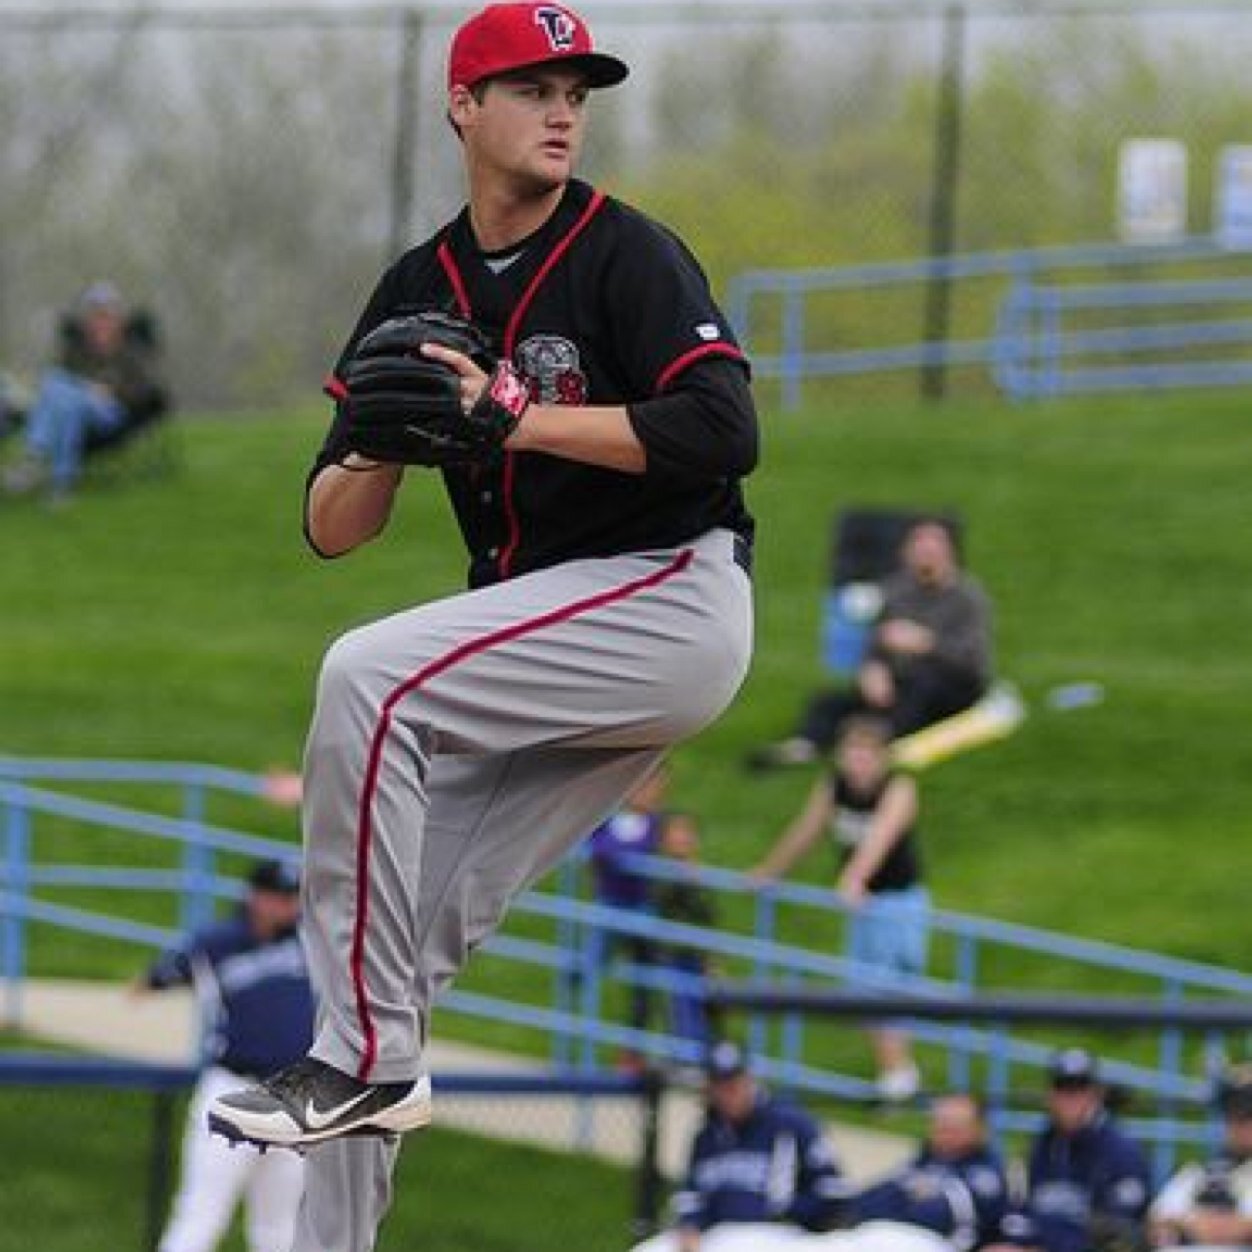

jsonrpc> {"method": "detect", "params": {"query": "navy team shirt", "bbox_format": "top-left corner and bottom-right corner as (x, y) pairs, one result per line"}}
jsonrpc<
(854, 1142), (1010, 1250)
(675, 1091), (849, 1232)
(145, 910), (316, 1078)
(999, 1111), (1151, 1252)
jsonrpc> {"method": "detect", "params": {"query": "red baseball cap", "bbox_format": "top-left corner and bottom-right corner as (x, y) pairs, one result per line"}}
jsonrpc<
(448, 3), (629, 91)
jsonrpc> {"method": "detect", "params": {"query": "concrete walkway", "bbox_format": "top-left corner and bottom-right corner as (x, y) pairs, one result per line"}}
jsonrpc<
(6, 977), (912, 1184)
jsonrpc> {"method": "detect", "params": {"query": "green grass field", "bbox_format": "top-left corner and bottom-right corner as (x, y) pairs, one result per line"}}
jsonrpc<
(3, 387), (1248, 965)
(3, 386), (1249, 1249)
(0, 1079), (638, 1252)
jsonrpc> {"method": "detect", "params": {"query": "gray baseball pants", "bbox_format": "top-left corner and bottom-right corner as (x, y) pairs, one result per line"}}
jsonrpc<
(293, 527), (753, 1251)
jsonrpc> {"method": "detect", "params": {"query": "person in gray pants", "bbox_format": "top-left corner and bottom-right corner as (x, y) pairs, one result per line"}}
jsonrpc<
(208, 4), (758, 1249)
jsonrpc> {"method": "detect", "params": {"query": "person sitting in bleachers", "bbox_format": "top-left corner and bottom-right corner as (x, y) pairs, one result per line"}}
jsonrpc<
(2, 280), (169, 504)
(747, 517), (992, 771)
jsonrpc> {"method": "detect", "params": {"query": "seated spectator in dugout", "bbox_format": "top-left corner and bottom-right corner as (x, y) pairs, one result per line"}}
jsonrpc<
(845, 1092), (1010, 1252)
(2, 280), (169, 503)
(747, 518), (992, 771)
(991, 1049), (1152, 1252)
(632, 1040), (850, 1252)
(1150, 1064), (1252, 1250)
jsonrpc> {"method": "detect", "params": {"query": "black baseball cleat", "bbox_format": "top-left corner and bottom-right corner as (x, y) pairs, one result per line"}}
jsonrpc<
(207, 1056), (432, 1149)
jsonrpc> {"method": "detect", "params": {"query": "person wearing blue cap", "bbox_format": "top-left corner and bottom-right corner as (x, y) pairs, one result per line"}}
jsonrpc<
(992, 1048), (1151, 1252)
(648, 1041), (850, 1251)
(134, 860), (315, 1252)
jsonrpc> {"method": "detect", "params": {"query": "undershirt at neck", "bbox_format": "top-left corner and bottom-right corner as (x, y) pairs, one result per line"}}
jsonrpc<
(481, 247), (526, 275)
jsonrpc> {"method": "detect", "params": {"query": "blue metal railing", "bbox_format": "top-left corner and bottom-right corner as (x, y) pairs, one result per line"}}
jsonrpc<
(3, 755), (1249, 1174)
(725, 235), (1252, 407)
(993, 273), (1252, 398)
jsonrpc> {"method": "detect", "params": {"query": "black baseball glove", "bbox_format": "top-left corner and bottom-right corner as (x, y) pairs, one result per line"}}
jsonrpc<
(338, 310), (529, 467)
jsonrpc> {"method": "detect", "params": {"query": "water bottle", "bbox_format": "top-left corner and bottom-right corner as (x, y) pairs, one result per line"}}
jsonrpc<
(822, 582), (883, 675)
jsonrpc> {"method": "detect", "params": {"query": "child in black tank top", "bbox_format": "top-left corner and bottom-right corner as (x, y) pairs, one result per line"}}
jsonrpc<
(751, 714), (930, 1102)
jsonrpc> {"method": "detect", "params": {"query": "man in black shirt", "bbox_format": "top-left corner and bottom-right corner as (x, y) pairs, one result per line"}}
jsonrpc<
(748, 518), (991, 770)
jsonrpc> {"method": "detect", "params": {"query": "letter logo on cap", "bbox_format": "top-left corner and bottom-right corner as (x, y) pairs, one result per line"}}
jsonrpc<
(535, 5), (577, 51)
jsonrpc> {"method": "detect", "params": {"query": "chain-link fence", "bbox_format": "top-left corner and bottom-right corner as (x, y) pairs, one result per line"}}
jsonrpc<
(0, 1059), (664, 1252)
(2, 1), (1250, 409)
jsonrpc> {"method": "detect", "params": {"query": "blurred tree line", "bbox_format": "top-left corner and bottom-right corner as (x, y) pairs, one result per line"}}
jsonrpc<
(1, 5), (1249, 410)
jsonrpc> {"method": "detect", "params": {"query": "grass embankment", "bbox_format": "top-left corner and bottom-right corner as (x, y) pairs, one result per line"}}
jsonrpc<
(3, 388), (1248, 1247)
(3, 388), (1249, 1046)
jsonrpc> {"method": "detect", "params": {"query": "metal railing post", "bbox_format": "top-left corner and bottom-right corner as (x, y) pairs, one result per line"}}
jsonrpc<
(178, 783), (214, 933)
(553, 856), (581, 1068)
(724, 273), (750, 345)
(948, 930), (979, 1090)
(1041, 284), (1063, 397)
(782, 987), (804, 1076)
(577, 921), (606, 1073)
(2, 797), (31, 1027)
(750, 891), (777, 1058)
(1202, 1031), (1227, 1153)
(781, 281), (805, 411)
(1155, 979), (1185, 1180)
(985, 1023), (1011, 1154)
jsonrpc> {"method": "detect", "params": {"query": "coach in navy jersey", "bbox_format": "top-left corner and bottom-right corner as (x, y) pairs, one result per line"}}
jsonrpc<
(209, 5), (758, 1251)
(669, 1041), (848, 1249)
(994, 1050), (1151, 1252)
(853, 1092), (1009, 1251)
(141, 859), (314, 1252)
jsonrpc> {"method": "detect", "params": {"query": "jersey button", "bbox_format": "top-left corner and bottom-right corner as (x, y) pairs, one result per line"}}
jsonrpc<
(481, 491), (493, 504)
(486, 546), (499, 559)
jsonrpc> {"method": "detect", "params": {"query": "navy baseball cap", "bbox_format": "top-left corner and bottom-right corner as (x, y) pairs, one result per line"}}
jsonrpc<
(706, 1040), (751, 1081)
(448, 3), (629, 91)
(1049, 1047), (1099, 1087)
(248, 858), (301, 895)
(1216, 1064), (1252, 1118)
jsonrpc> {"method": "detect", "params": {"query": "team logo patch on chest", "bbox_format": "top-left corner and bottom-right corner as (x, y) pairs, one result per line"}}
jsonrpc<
(516, 334), (588, 405)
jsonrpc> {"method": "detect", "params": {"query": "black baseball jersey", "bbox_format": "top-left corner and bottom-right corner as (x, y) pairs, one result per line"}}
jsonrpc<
(314, 178), (757, 587)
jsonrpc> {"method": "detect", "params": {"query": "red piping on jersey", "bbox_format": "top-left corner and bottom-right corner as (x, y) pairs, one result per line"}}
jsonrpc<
(502, 190), (606, 356)
(324, 374), (348, 402)
(655, 342), (745, 394)
(496, 190), (607, 579)
(348, 545), (696, 1080)
(498, 452), (520, 578)
(437, 240), (472, 317)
